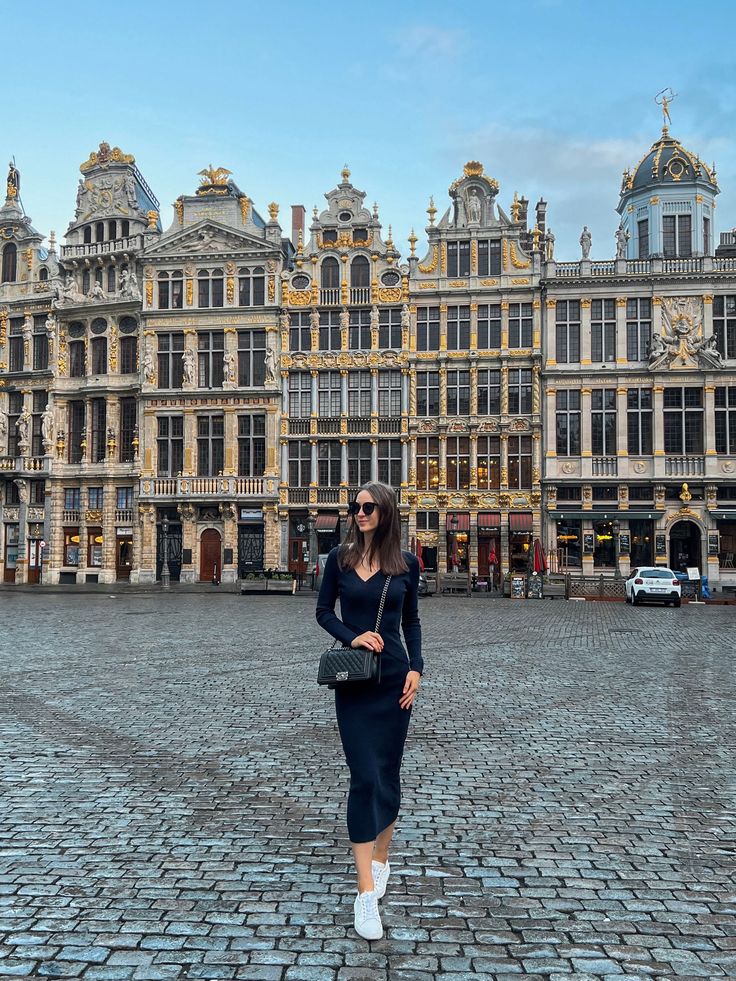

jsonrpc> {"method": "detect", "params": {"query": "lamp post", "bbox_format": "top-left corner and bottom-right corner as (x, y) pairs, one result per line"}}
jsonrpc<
(612, 519), (621, 580)
(161, 515), (170, 589)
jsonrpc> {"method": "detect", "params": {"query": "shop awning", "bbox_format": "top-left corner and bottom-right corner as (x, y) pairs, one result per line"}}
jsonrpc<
(477, 512), (501, 530)
(509, 512), (533, 531)
(551, 510), (649, 520)
(446, 512), (470, 531)
(315, 514), (339, 531)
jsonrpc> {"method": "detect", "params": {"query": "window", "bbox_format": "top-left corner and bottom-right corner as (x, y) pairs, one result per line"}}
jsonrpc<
(288, 440), (311, 486)
(238, 267), (265, 306)
(197, 414), (224, 476)
(714, 296), (736, 360)
(446, 370), (470, 416)
(157, 332), (184, 389)
(197, 268), (224, 307)
(348, 440), (372, 485)
(289, 372), (312, 416)
(238, 330), (266, 387)
(378, 370), (401, 416)
(378, 440), (401, 486)
(238, 415), (266, 476)
(626, 298), (652, 361)
(2, 243), (17, 282)
(318, 371), (341, 416)
(106, 267), (115, 293)
(591, 299), (616, 363)
(319, 311), (341, 351)
(64, 487), (81, 510)
(350, 256), (370, 288)
(38, 267), (48, 282)
(321, 257), (340, 290)
(477, 304), (501, 349)
(663, 214), (693, 258)
(508, 436), (532, 488)
(508, 302), (532, 348)
(627, 389), (653, 455)
(322, 230), (337, 245)
(704, 217), (711, 256)
(416, 437), (439, 489)
(349, 309), (371, 350)
(157, 416), (183, 477)
(416, 306), (440, 351)
(31, 390), (45, 457)
(87, 528), (103, 567)
(157, 272), (169, 308)
(446, 436), (470, 489)
(68, 400), (86, 464)
(477, 436), (501, 489)
(95, 222), (104, 243)
(69, 340), (85, 377)
(477, 369), (501, 415)
(198, 331), (224, 388)
(290, 312), (311, 351)
(116, 487), (134, 509)
(91, 337), (107, 375)
(64, 528), (80, 566)
(90, 399), (106, 463)
(120, 336), (137, 374)
(663, 387), (703, 454)
(379, 309), (401, 349)
(9, 318), (23, 372)
(508, 369), (532, 414)
(638, 219), (649, 258)
(82, 270), (90, 294)
(318, 441), (341, 485)
(447, 240), (470, 277)
(591, 389), (617, 455)
(88, 486), (104, 509)
(477, 240), (502, 276)
(715, 387), (736, 454)
(7, 392), (21, 456)
(447, 306), (470, 350)
(348, 371), (371, 416)
(556, 390), (581, 456)
(119, 398), (136, 463)
(416, 371), (439, 416)
(33, 316), (48, 370)
(555, 301), (580, 363)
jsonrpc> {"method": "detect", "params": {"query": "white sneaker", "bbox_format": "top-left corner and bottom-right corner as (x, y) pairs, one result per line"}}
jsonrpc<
(372, 859), (390, 900)
(353, 889), (383, 940)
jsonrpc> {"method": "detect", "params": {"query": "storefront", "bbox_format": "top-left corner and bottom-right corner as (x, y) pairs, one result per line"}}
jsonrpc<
(477, 512), (500, 585)
(315, 513), (340, 562)
(554, 518), (582, 569)
(238, 508), (265, 575)
(446, 512), (469, 572)
(116, 526), (133, 580)
(3, 524), (19, 583)
(508, 512), (533, 572)
(288, 513), (309, 575)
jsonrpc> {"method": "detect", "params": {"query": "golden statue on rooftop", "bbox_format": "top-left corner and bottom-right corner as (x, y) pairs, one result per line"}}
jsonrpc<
(198, 165), (232, 187)
(655, 88), (677, 132)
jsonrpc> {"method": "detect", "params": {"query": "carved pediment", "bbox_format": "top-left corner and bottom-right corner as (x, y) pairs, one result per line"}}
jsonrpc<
(143, 221), (275, 261)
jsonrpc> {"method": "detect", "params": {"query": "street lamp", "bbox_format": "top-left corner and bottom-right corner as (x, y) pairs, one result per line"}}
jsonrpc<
(612, 519), (621, 580)
(161, 515), (170, 589)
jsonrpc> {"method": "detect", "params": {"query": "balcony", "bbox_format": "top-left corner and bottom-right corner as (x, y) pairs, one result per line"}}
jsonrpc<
(665, 456), (704, 477)
(346, 416), (371, 434)
(0, 455), (50, 474)
(115, 509), (134, 523)
(289, 419), (311, 435)
(548, 256), (736, 278)
(60, 234), (145, 259)
(139, 475), (278, 499)
(592, 456), (617, 477)
(62, 509), (81, 523)
(317, 417), (341, 434)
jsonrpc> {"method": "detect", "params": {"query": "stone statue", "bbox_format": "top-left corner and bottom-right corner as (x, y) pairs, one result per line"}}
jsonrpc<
(16, 406), (31, 447)
(694, 331), (723, 369)
(13, 479), (28, 504)
(182, 347), (195, 386)
(649, 332), (667, 360)
(87, 281), (106, 301)
(22, 314), (33, 345)
(223, 350), (236, 384)
(264, 346), (278, 384)
(401, 303), (410, 330)
(0, 406), (7, 443)
(579, 226), (592, 260)
(143, 348), (156, 384)
(309, 309), (319, 331)
(76, 178), (89, 212)
(42, 405), (55, 445)
(467, 191), (482, 224)
(279, 311), (289, 332)
(370, 306), (380, 331)
(120, 268), (141, 300)
(339, 308), (349, 332)
(45, 312), (56, 338)
(7, 160), (20, 197)
(546, 229), (555, 261)
(615, 224), (629, 259)
(124, 173), (138, 209)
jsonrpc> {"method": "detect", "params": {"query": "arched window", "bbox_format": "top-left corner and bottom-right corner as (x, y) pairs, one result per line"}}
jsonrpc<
(158, 271), (170, 309)
(95, 222), (104, 243)
(321, 257), (340, 289)
(197, 269), (210, 308)
(38, 267), (49, 282)
(82, 270), (91, 294)
(94, 268), (103, 287)
(1, 243), (17, 283)
(91, 337), (108, 374)
(170, 270), (183, 309)
(198, 269), (224, 307)
(120, 336), (138, 374)
(351, 255), (370, 288)
(238, 267), (265, 306)
(108, 221), (117, 240)
(83, 226), (92, 244)
(120, 220), (130, 237)
(107, 267), (116, 293)
(211, 268), (224, 307)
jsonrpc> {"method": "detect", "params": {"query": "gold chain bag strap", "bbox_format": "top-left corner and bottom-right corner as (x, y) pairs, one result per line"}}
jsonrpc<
(317, 575), (392, 688)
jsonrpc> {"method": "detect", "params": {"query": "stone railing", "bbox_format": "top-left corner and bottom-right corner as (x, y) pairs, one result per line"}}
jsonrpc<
(547, 256), (736, 278)
(592, 456), (617, 477)
(115, 509), (134, 523)
(60, 234), (145, 259)
(139, 475), (277, 499)
(62, 509), (81, 523)
(0, 455), (49, 473)
(665, 455), (704, 477)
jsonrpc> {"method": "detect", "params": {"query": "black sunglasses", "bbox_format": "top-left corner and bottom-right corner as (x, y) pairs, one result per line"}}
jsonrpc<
(348, 501), (378, 516)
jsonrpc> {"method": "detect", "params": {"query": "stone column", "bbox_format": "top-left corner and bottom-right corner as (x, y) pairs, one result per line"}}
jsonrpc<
(580, 298), (592, 366)
(439, 304), (448, 353)
(500, 365), (509, 415)
(545, 299), (556, 367)
(183, 411), (196, 476)
(101, 478), (116, 584)
(470, 366), (478, 415)
(616, 386), (628, 464)
(532, 299), (542, 352)
(545, 387), (557, 466)
(500, 301), (509, 351)
(340, 439), (348, 486)
(179, 510), (196, 584)
(223, 408), (237, 476)
(182, 329), (197, 390)
(370, 438), (378, 482)
(469, 303), (478, 350)
(469, 512), (478, 576)
(221, 504), (237, 583)
(401, 437), (408, 485)
(500, 433), (509, 488)
(704, 385), (717, 462)
(469, 434), (478, 488)
(580, 387), (592, 478)
(439, 436), (447, 488)
(439, 368), (448, 417)
(616, 297), (628, 365)
(653, 385), (665, 478)
(532, 431), (542, 487)
(222, 327), (237, 390)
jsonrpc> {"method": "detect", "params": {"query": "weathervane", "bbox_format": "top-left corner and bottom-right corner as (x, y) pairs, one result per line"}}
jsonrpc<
(655, 88), (677, 133)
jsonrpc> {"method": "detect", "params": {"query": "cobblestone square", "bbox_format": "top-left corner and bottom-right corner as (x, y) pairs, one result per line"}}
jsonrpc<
(1, 592), (734, 980)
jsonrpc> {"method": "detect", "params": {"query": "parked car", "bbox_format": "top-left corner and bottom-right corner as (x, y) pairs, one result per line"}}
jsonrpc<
(625, 567), (682, 607)
(418, 571), (431, 596)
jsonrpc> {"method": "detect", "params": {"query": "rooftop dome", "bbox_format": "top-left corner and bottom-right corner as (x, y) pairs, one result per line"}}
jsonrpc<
(621, 128), (718, 197)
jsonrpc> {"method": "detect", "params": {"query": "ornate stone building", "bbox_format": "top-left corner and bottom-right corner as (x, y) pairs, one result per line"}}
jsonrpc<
(541, 116), (736, 588)
(0, 164), (59, 582)
(134, 168), (286, 583)
(407, 162), (544, 582)
(277, 167), (410, 572)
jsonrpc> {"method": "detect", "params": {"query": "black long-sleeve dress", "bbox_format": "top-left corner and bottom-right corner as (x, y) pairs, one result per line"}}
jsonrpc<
(316, 547), (423, 843)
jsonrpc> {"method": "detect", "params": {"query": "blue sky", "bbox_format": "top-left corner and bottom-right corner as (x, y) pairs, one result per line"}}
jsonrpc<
(5, 0), (736, 260)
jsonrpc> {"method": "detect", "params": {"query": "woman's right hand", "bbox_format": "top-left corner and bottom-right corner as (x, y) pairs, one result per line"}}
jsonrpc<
(351, 631), (384, 652)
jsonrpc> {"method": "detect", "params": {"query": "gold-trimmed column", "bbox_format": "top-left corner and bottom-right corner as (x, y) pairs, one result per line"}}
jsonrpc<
(580, 298), (591, 365)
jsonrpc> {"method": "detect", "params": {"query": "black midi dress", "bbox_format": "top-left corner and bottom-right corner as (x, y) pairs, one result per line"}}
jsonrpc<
(316, 548), (423, 844)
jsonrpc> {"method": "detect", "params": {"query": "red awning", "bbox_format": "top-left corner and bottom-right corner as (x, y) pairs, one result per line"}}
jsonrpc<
(315, 514), (339, 531)
(477, 512), (501, 530)
(446, 512), (470, 531)
(509, 512), (533, 532)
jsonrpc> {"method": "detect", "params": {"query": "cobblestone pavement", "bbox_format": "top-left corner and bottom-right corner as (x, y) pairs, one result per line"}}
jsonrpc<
(1, 592), (735, 981)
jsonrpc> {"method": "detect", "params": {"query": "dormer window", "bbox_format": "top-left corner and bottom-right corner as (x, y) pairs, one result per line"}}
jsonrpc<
(1, 243), (17, 283)
(353, 227), (368, 243)
(663, 214), (692, 258)
(322, 229), (337, 244)
(83, 226), (92, 244)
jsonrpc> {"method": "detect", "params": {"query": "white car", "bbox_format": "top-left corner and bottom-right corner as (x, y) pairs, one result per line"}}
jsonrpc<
(625, 567), (682, 608)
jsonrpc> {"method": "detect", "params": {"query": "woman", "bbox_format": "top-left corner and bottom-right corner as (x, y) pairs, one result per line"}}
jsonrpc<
(316, 481), (423, 941)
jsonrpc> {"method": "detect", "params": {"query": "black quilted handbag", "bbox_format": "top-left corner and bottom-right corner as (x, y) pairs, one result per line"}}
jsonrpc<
(317, 575), (392, 688)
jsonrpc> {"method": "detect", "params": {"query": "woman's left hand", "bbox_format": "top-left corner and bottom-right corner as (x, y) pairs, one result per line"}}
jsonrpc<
(400, 670), (421, 710)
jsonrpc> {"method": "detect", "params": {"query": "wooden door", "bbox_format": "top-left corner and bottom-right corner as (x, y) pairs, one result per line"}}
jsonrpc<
(27, 540), (42, 584)
(200, 529), (222, 583)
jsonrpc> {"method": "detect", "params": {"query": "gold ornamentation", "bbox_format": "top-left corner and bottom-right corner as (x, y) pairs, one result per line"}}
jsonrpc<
(378, 287), (402, 303)
(448, 281), (467, 288)
(197, 165), (232, 190)
(174, 198), (184, 224)
(240, 195), (250, 222)
(502, 239), (509, 269)
(580, 298), (592, 308)
(186, 280), (193, 305)
(703, 295), (713, 305)
(427, 197), (437, 225)
(226, 277), (235, 303)
(145, 280), (153, 306)
(268, 202), (279, 221)
(80, 142), (135, 171)
(418, 245), (439, 274)
(479, 278), (498, 287)
(441, 243), (447, 275)
(147, 210), (158, 230)
(510, 192), (521, 222)
(471, 239), (478, 272)
(408, 229), (417, 256)
(511, 278), (529, 285)
(24, 248), (33, 267)
(268, 276), (276, 303)
(509, 242), (530, 269)
(679, 482), (692, 503)
(616, 297), (627, 307)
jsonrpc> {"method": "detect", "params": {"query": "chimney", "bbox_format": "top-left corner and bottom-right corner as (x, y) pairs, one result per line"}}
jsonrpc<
(535, 198), (547, 235)
(291, 205), (306, 247)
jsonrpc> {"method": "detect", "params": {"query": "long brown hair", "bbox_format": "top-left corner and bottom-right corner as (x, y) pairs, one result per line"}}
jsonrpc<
(338, 481), (409, 575)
